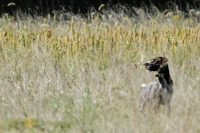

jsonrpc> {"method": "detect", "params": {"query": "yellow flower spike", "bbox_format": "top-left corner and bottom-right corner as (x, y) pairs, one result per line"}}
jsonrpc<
(70, 17), (74, 27)
(46, 28), (52, 38)
(173, 14), (179, 20)
(25, 116), (34, 128)
(86, 24), (91, 35)
(98, 4), (105, 11)
(80, 107), (83, 112)
(54, 14), (57, 23)
(70, 17), (75, 37)
(95, 13), (100, 22)
(64, 35), (69, 43)
(43, 18), (46, 24)
(117, 26), (121, 34)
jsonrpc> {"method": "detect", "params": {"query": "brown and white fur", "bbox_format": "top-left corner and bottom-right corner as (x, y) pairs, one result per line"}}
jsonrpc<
(139, 57), (173, 114)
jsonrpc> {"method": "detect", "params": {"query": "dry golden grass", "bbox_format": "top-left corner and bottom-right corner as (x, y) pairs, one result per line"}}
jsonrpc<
(0, 8), (200, 132)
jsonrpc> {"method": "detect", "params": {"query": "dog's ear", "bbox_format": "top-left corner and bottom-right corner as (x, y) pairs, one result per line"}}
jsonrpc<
(151, 56), (168, 67)
(160, 57), (168, 67)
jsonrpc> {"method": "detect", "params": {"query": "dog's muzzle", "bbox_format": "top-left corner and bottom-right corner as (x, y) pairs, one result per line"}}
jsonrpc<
(144, 63), (160, 71)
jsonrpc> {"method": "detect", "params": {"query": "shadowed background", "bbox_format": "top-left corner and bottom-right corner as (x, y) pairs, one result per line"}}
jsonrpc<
(0, 0), (200, 15)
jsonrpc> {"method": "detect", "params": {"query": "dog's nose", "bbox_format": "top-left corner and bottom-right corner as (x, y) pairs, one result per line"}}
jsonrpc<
(145, 64), (152, 70)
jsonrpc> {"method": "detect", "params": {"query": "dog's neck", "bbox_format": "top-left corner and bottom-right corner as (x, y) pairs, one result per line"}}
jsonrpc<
(156, 64), (173, 93)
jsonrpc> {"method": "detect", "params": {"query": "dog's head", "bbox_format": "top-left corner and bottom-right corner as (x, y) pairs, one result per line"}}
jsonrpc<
(143, 57), (168, 71)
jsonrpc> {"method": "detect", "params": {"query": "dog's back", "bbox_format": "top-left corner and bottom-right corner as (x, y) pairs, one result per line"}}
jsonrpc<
(139, 81), (163, 111)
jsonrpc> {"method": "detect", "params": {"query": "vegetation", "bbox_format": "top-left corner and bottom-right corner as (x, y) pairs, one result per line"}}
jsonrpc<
(0, 7), (200, 132)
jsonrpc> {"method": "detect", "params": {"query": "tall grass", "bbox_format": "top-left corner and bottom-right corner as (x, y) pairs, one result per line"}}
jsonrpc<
(0, 6), (200, 133)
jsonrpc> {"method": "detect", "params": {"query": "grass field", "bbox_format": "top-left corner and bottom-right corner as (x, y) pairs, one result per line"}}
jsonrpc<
(0, 6), (200, 133)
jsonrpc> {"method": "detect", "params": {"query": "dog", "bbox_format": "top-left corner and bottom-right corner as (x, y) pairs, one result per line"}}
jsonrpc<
(139, 56), (173, 114)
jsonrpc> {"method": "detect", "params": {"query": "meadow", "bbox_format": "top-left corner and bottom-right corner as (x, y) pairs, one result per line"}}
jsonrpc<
(0, 6), (200, 132)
